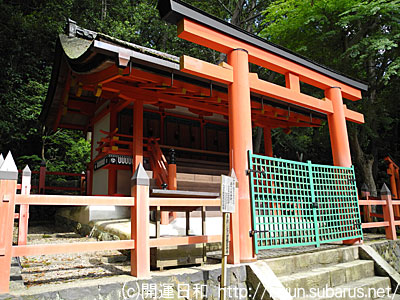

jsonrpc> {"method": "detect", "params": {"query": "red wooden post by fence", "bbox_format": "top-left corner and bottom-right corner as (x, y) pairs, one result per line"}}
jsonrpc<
(161, 149), (177, 225)
(80, 171), (85, 195)
(130, 163), (150, 278)
(381, 183), (397, 240)
(167, 149), (177, 222)
(39, 160), (46, 194)
(18, 165), (31, 245)
(361, 183), (372, 223)
(0, 152), (18, 293)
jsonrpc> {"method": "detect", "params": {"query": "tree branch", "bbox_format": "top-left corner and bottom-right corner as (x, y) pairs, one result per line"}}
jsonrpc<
(241, 12), (263, 25)
(216, 0), (233, 16)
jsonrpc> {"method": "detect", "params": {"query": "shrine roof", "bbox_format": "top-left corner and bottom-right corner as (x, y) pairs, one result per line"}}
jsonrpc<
(41, 17), (364, 132)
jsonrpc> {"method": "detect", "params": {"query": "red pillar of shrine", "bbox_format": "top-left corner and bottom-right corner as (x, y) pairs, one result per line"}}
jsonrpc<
(326, 87), (352, 167)
(228, 48), (255, 262)
(133, 100), (144, 170)
(326, 87), (360, 244)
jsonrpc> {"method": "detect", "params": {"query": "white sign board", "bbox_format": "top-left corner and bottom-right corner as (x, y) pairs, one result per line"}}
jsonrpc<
(220, 175), (236, 213)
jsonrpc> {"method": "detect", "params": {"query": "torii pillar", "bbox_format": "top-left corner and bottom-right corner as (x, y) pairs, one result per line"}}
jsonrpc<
(326, 86), (359, 244)
(326, 87), (352, 167)
(228, 49), (255, 262)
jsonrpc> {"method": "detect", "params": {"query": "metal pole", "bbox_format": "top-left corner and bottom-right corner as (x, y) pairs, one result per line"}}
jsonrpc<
(220, 212), (230, 300)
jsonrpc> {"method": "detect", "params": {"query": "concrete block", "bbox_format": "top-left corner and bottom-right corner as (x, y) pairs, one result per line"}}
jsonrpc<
(58, 286), (99, 300)
(88, 205), (130, 221)
(265, 256), (295, 276)
(313, 276), (390, 300)
(98, 282), (123, 299)
(317, 249), (340, 265)
(340, 246), (359, 262)
(343, 260), (374, 283)
(330, 266), (346, 287)
(247, 262), (292, 300)
(294, 252), (319, 270)
(280, 268), (330, 292)
(359, 244), (400, 293)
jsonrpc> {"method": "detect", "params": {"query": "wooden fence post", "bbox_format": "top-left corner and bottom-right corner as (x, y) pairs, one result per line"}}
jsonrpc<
(0, 152), (18, 293)
(39, 160), (46, 194)
(381, 183), (397, 240)
(361, 183), (372, 223)
(395, 167), (400, 199)
(161, 149), (177, 225)
(18, 165), (31, 245)
(80, 171), (85, 195)
(130, 163), (150, 278)
(167, 149), (177, 222)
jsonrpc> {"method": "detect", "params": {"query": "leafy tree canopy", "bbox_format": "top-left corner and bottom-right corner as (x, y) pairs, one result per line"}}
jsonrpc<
(260, 0), (400, 192)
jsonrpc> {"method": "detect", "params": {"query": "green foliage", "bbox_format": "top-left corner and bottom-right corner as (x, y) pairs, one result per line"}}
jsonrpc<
(261, 0), (400, 187)
(43, 130), (90, 173)
(1, 0), (399, 190)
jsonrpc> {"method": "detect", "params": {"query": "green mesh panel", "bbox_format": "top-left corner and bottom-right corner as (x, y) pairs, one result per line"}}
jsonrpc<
(248, 151), (363, 253)
(311, 164), (363, 243)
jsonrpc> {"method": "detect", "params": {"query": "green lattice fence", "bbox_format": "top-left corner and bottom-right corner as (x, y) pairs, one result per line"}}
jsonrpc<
(248, 151), (363, 252)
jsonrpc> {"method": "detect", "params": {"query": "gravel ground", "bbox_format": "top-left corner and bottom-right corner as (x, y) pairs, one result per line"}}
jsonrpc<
(15, 223), (131, 288)
(13, 223), (388, 289)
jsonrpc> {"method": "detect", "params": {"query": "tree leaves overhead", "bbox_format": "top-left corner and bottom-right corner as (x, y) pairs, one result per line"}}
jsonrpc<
(261, 0), (400, 192)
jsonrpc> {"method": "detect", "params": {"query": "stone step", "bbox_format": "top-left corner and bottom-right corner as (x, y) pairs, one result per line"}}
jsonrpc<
(378, 295), (400, 300)
(294, 276), (391, 300)
(280, 259), (374, 292)
(266, 246), (359, 276)
(9, 257), (24, 291)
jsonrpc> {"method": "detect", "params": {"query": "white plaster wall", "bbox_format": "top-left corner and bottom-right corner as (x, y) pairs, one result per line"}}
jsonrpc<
(90, 169), (131, 220)
(92, 168), (108, 195)
(117, 170), (131, 195)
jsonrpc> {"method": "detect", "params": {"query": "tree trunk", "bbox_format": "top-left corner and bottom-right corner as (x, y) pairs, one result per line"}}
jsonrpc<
(349, 126), (377, 196)
(41, 125), (46, 161)
(253, 127), (263, 153)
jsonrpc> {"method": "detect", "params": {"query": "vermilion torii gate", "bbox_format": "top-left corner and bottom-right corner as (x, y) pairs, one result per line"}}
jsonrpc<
(158, 0), (367, 262)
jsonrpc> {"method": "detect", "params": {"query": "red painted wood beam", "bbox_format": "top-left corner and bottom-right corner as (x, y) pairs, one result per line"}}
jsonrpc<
(249, 72), (334, 114)
(73, 65), (123, 85)
(180, 55), (233, 84)
(149, 235), (221, 247)
(177, 18), (362, 101)
(15, 194), (135, 206)
(12, 240), (135, 257)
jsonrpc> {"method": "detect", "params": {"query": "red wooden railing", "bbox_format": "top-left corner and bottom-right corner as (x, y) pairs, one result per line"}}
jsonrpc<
(147, 137), (169, 187)
(0, 152), (222, 293)
(95, 129), (177, 190)
(359, 183), (400, 240)
(385, 155), (400, 200)
(18, 165), (86, 195)
(95, 128), (134, 155)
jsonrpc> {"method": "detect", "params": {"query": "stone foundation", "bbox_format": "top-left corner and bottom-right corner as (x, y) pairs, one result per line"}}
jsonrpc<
(369, 240), (400, 273)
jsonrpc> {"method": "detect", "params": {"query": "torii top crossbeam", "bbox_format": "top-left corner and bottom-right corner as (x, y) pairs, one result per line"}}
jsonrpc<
(157, 0), (367, 262)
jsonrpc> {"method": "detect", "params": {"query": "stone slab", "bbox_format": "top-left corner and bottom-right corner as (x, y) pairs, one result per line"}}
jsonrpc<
(360, 244), (400, 294)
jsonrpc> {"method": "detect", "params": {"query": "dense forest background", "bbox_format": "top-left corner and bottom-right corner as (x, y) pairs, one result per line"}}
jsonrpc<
(0, 0), (399, 195)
